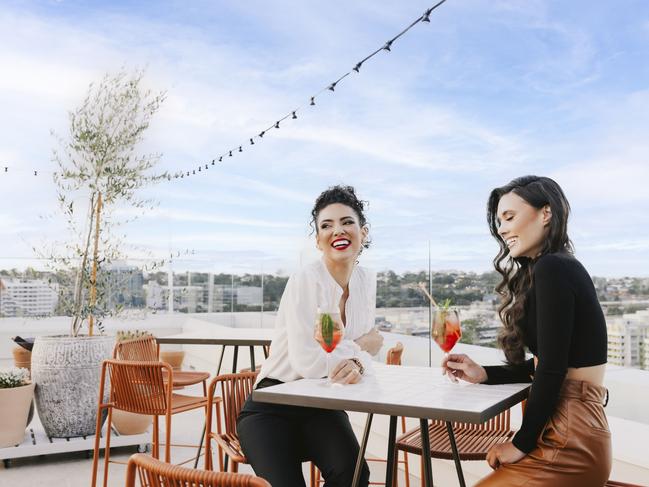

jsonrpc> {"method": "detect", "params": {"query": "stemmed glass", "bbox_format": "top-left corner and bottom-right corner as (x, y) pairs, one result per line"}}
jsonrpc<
(314, 308), (344, 384)
(432, 307), (462, 355)
(417, 283), (462, 376)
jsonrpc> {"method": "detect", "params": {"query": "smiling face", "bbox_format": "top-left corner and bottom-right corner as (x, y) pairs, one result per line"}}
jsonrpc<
(316, 203), (368, 264)
(496, 192), (551, 259)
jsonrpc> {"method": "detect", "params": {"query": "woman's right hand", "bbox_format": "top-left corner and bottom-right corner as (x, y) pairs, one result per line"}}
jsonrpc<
(442, 353), (488, 383)
(354, 328), (383, 356)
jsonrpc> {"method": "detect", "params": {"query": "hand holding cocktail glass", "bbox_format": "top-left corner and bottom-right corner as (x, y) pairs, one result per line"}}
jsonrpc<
(417, 283), (464, 381)
(314, 308), (344, 384)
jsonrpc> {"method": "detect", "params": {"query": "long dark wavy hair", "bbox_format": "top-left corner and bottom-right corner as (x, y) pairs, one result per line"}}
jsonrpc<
(487, 176), (573, 364)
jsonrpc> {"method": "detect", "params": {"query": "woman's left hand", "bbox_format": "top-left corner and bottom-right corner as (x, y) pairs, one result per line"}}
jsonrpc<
(485, 442), (526, 469)
(330, 359), (363, 384)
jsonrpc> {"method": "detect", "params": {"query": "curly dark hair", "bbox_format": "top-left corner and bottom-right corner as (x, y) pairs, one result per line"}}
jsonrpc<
(487, 175), (573, 364)
(310, 185), (371, 249)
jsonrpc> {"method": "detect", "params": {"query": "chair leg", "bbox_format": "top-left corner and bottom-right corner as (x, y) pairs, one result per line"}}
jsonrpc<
(90, 405), (106, 487)
(401, 417), (410, 487)
(102, 407), (113, 487)
(165, 412), (172, 463)
(309, 462), (316, 487)
(402, 450), (410, 487)
(231, 460), (239, 473)
(152, 415), (159, 459)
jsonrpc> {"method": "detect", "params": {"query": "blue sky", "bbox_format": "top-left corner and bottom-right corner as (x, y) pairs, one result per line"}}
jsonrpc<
(1, 0), (648, 277)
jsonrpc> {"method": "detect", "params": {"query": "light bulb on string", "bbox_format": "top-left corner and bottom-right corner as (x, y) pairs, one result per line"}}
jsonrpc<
(259, 131), (265, 137)
(229, 151), (232, 157)
(353, 62), (363, 72)
(250, 138), (254, 145)
(310, 97), (315, 106)
(211, 160), (215, 165)
(383, 40), (393, 52)
(239, 146), (242, 152)
(274, 121), (280, 129)
(219, 156), (223, 162)
(292, 111), (297, 119)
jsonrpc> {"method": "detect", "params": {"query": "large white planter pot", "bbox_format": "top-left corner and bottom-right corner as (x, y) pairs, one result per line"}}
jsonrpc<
(112, 409), (151, 435)
(0, 382), (35, 447)
(31, 335), (114, 438)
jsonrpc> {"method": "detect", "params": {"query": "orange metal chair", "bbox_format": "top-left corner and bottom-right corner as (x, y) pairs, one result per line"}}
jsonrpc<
(113, 335), (211, 393)
(91, 360), (208, 487)
(205, 371), (321, 486)
(312, 342), (411, 486)
(125, 453), (271, 487)
(392, 398), (523, 483)
(204, 371), (258, 473)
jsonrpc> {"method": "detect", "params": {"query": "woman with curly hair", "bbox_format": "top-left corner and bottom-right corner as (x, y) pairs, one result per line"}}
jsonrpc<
(442, 176), (610, 486)
(237, 185), (383, 487)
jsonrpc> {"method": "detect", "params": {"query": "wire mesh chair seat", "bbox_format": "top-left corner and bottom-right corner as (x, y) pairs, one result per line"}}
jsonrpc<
(392, 400), (521, 482)
(91, 360), (208, 487)
(125, 453), (271, 487)
(395, 419), (515, 461)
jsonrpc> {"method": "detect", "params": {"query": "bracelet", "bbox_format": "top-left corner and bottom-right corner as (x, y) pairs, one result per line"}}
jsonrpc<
(350, 358), (364, 375)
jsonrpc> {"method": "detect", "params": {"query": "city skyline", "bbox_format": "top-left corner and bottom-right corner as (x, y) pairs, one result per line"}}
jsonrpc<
(1, 1), (649, 277)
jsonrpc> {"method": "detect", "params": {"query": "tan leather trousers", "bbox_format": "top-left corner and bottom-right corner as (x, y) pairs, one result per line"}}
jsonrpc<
(475, 379), (611, 487)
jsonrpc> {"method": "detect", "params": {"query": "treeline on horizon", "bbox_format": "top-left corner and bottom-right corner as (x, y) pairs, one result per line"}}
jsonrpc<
(1, 268), (648, 315)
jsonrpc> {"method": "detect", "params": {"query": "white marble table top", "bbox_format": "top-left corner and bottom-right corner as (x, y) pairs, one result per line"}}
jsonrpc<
(253, 364), (529, 423)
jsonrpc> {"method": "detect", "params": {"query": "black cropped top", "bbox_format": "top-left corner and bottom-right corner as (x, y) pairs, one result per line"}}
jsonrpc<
(482, 252), (608, 453)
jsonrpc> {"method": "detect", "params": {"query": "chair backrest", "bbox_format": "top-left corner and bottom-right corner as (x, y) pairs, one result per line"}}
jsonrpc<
(386, 342), (404, 365)
(113, 335), (159, 362)
(125, 453), (271, 487)
(104, 359), (171, 415)
(208, 371), (259, 436)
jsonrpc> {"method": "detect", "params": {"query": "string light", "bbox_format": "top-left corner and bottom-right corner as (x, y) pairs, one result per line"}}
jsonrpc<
(0, 1), (450, 181)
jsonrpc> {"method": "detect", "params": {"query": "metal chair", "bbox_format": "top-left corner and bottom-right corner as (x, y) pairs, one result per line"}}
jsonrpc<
(204, 371), (258, 473)
(91, 360), (208, 487)
(125, 453), (270, 487)
(392, 398), (523, 484)
(205, 371), (322, 486)
(312, 342), (411, 486)
(113, 335), (211, 393)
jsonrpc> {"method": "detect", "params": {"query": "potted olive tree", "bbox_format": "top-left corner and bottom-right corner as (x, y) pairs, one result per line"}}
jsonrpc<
(0, 368), (34, 447)
(31, 70), (167, 438)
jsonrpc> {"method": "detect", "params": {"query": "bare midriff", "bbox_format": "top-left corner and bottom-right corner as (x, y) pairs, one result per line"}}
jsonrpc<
(534, 356), (606, 386)
(565, 364), (606, 386)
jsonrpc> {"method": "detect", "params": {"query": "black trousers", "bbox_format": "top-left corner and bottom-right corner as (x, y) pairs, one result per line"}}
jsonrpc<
(237, 379), (370, 487)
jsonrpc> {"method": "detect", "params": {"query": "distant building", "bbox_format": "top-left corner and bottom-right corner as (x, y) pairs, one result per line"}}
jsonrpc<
(105, 263), (145, 309)
(607, 310), (649, 370)
(0, 277), (59, 317)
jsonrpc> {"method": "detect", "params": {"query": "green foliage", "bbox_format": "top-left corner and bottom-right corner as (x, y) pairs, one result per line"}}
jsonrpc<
(0, 368), (30, 388)
(116, 329), (153, 342)
(42, 69), (167, 336)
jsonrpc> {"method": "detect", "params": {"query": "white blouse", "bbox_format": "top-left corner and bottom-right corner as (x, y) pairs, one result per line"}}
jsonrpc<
(257, 259), (377, 384)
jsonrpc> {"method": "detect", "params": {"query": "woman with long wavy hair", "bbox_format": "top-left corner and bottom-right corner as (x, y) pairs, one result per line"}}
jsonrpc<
(442, 176), (611, 486)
